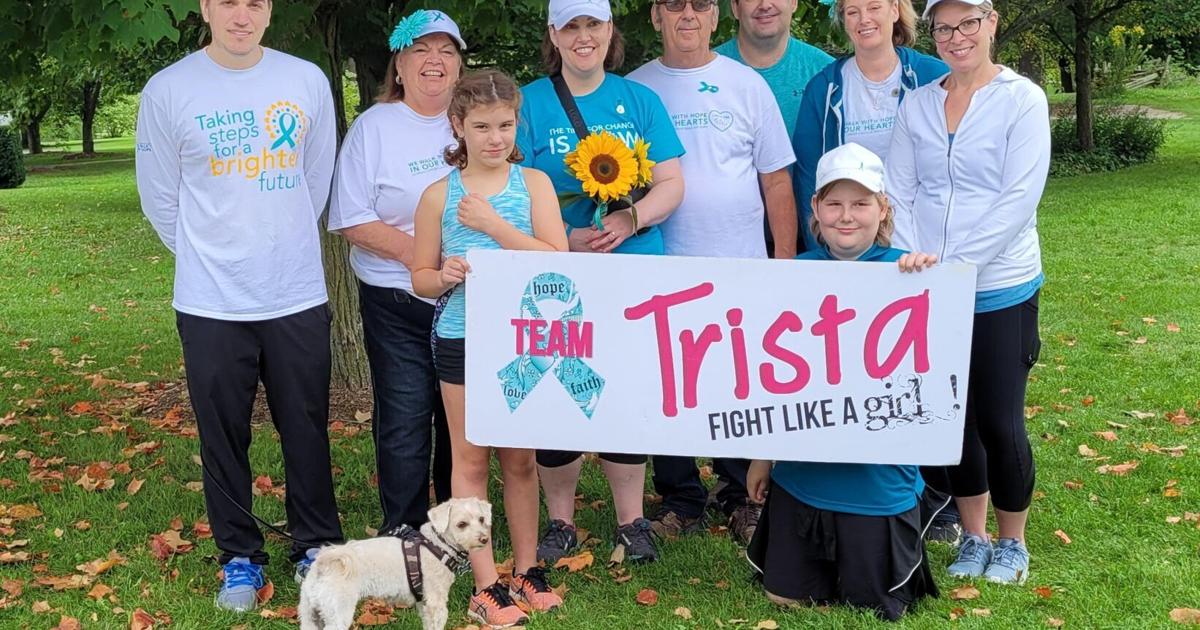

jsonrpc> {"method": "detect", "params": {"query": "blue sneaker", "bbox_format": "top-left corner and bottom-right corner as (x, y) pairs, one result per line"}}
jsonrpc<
(947, 534), (992, 579)
(984, 538), (1030, 584)
(294, 547), (320, 584)
(216, 557), (264, 612)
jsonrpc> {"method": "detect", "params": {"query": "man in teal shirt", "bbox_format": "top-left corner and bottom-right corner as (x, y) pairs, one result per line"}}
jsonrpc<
(715, 0), (834, 139)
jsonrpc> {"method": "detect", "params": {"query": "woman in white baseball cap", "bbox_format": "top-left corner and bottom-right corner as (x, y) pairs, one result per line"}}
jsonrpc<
(886, 0), (1051, 586)
(516, 0), (686, 570)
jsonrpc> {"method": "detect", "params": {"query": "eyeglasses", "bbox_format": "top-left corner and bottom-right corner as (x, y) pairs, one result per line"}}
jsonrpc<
(929, 12), (990, 43)
(654, 0), (716, 12)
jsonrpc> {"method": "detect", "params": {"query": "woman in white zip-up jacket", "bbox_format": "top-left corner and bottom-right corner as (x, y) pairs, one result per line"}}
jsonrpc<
(885, 0), (1050, 585)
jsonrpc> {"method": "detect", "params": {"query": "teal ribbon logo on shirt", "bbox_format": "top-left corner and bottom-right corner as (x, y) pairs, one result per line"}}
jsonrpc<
(498, 273), (605, 418)
(264, 101), (308, 151)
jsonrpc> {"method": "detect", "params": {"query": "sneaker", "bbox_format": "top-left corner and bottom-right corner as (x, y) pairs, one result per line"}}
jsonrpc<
(926, 517), (963, 545)
(728, 501), (762, 545)
(648, 509), (706, 539)
(984, 538), (1030, 584)
(294, 547), (319, 584)
(615, 518), (658, 563)
(511, 566), (563, 612)
(216, 557), (264, 612)
(468, 582), (529, 628)
(536, 519), (579, 565)
(947, 533), (993, 579)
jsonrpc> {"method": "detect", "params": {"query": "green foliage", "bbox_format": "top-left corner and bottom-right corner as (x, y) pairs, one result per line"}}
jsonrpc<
(0, 126), (27, 189)
(1051, 106), (1167, 176)
(1093, 24), (1150, 97)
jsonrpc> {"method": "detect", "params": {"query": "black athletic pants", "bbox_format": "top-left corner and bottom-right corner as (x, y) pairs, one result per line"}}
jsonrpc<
(177, 304), (344, 565)
(940, 293), (1041, 512)
(652, 456), (750, 519)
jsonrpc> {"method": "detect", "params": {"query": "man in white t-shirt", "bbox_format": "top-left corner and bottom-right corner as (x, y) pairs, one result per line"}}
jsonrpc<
(135, 0), (342, 613)
(628, 0), (795, 544)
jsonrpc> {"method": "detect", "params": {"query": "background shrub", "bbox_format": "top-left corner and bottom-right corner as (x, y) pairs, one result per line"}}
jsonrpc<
(0, 127), (27, 189)
(1051, 107), (1168, 177)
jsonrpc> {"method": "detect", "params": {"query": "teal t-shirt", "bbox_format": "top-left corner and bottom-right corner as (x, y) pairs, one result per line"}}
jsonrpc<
(518, 74), (685, 255)
(715, 37), (834, 139)
(780, 243), (925, 516)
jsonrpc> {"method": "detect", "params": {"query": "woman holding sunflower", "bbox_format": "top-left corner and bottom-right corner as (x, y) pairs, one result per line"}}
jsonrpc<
(516, 0), (685, 565)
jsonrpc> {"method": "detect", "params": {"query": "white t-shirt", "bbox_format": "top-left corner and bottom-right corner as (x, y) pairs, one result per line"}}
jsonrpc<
(841, 59), (903, 162)
(328, 101), (454, 299)
(135, 49), (336, 321)
(628, 56), (794, 259)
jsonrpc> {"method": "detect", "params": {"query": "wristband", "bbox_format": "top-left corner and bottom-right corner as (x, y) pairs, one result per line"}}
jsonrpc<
(623, 205), (640, 233)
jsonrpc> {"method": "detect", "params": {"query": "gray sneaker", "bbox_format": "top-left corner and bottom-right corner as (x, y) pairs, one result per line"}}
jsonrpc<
(294, 547), (319, 584)
(615, 518), (658, 563)
(947, 534), (993, 579)
(216, 557), (264, 612)
(984, 538), (1030, 584)
(536, 519), (578, 565)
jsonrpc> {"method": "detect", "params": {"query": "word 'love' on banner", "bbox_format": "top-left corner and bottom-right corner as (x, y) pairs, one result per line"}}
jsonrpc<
(465, 251), (976, 466)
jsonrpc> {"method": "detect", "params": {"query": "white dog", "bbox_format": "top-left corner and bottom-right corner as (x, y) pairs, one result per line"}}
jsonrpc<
(299, 497), (492, 630)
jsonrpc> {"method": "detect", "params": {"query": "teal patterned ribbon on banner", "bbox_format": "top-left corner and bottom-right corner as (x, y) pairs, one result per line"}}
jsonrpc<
(497, 273), (605, 418)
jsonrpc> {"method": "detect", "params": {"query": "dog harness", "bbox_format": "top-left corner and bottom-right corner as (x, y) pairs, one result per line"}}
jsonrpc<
(385, 525), (471, 602)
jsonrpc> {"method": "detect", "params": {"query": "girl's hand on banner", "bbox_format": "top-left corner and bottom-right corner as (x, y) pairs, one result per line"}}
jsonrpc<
(440, 256), (470, 288)
(898, 252), (938, 273)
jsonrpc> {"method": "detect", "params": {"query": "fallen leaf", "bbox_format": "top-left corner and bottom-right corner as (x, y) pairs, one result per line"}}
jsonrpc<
(130, 607), (156, 630)
(1094, 431), (1118, 442)
(192, 521), (212, 540)
(687, 577), (701, 585)
(755, 621), (780, 629)
(1, 579), (22, 597)
(77, 550), (127, 576)
(74, 520), (91, 531)
(554, 550), (593, 573)
(608, 544), (625, 566)
(1167, 323), (1181, 333)
(1047, 618), (1065, 628)
(1097, 461), (1140, 476)
(1167, 409), (1194, 426)
(0, 551), (30, 564)
(126, 478), (145, 495)
(674, 607), (693, 620)
(1125, 410), (1156, 420)
(1054, 530), (1072, 544)
(1078, 444), (1098, 458)
(715, 579), (730, 590)
(1171, 608), (1200, 624)
(256, 581), (274, 605)
(1082, 395), (1095, 407)
(353, 410), (371, 422)
(32, 600), (51, 613)
(972, 608), (992, 617)
(949, 585), (980, 600)
(7, 504), (42, 520)
(1107, 421), (1129, 429)
(1167, 516), (1182, 524)
(69, 402), (94, 415)
(53, 615), (82, 630)
(1064, 480), (1084, 490)
(635, 588), (658, 606)
(35, 574), (93, 591)
(1034, 585), (1054, 599)
(86, 583), (113, 600)
(949, 607), (966, 620)
(1133, 336), (1148, 345)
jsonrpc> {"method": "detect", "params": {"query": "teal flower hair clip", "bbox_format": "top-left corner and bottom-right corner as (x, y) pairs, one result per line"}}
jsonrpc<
(389, 9), (432, 52)
(818, 0), (837, 20)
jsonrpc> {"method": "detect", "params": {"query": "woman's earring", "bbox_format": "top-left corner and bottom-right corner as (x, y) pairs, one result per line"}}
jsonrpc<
(395, 75), (402, 86)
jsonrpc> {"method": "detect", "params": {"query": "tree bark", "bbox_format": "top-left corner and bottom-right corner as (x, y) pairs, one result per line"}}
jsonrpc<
(318, 6), (371, 391)
(1058, 56), (1075, 93)
(352, 48), (390, 113)
(1018, 47), (1044, 87)
(81, 78), (103, 155)
(25, 122), (42, 154)
(1072, 0), (1095, 151)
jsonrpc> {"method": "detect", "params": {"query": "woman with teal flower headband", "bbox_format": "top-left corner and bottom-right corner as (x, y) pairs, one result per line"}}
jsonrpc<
(326, 9), (467, 594)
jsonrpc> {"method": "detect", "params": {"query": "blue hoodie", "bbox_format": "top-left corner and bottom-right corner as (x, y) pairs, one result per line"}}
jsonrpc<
(792, 48), (948, 252)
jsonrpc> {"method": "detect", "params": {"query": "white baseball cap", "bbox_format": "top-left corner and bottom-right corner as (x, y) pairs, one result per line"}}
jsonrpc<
(548, 0), (613, 30)
(814, 143), (886, 195)
(922, 0), (989, 20)
(389, 9), (467, 52)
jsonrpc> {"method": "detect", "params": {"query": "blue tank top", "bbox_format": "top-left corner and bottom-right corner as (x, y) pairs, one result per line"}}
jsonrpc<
(435, 164), (533, 339)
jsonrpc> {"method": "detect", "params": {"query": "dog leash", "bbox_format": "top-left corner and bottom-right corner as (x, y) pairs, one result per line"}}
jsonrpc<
(201, 460), (323, 549)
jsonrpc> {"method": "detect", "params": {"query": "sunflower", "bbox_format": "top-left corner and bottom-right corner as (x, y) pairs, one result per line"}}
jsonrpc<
(566, 131), (639, 203)
(632, 138), (655, 187)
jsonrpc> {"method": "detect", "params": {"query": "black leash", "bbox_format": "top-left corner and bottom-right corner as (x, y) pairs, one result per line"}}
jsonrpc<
(201, 460), (323, 549)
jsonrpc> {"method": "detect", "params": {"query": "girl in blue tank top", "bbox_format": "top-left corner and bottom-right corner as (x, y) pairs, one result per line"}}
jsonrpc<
(746, 143), (939, 622)
(411, 69), (568, 625)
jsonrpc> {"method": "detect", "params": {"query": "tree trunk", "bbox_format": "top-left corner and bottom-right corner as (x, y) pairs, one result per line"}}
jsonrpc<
(1018, 47), (1043, 87)
(1072, 0), (1095, 151)
(1058, 56), (1075, 93)
(81, 79), (103, 155)
(352, 48), (390, 113)
(26, 122), (42, 154)
(318, 7), (371, 391)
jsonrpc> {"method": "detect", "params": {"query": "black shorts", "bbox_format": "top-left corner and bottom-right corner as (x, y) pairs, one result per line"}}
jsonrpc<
(746, 480), (938, 621)
(433, 336), (465, 385)
(536, 450), (647, 467)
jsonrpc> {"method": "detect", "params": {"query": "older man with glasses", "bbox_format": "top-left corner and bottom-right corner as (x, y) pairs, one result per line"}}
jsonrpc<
(628, 0), (796, 546)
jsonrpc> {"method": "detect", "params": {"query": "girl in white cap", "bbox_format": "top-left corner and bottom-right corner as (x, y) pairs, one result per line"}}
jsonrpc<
(516, 0), (686, 567)
(745, 142), (938, 621)
(886, 0), (1051, 585)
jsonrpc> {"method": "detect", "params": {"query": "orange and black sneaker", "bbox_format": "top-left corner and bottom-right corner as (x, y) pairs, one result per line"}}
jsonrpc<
(510, 566), (563, 612)
(468, 582), (529, 628)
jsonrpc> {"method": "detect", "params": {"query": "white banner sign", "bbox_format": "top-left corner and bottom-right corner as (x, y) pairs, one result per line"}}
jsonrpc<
(465, 250), (976, 466)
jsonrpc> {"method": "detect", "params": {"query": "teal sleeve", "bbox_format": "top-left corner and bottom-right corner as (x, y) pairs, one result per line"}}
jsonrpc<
(793, 70), (831, 252)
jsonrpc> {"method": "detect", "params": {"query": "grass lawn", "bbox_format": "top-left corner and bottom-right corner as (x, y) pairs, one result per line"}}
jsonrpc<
(1, 85), (1199, 629)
